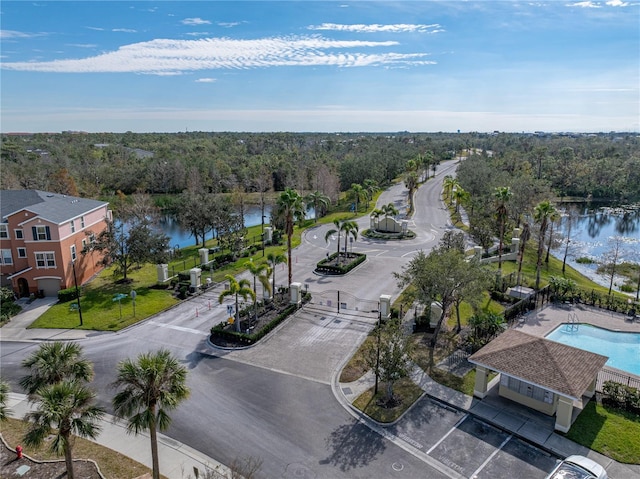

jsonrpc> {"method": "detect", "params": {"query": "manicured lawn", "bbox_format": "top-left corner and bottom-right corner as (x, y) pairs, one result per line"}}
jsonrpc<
(566, 401), (640, 464)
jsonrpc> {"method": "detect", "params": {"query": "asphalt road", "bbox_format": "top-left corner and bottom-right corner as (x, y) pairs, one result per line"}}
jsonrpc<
(0, 159), (567, 478)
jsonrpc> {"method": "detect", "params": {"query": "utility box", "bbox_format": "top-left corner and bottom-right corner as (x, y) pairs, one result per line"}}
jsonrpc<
(198, 248), (209, 265)
(379, 294), (392, 319)
(190, 268), (202, 290)
(290, 282), (302, 306)
(264, 226), (273, 243)
(157, 264), (169, 283)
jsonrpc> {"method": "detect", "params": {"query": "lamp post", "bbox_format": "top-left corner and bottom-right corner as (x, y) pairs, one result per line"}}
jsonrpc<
(374, 308), (381, 396)
(71, 260), (83, 326)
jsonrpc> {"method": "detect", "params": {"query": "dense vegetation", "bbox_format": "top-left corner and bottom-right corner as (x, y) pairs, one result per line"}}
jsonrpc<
(3, 131), (638, 206)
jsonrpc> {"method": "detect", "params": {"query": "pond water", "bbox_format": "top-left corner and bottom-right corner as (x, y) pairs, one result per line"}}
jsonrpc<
(555, 203), (640, 292)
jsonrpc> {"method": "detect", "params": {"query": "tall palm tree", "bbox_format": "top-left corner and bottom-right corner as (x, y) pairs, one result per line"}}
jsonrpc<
(443, 176), (459, 205)
(363, 179), (379, 208)
(267, 251), (287, 300)
(544, 207), (561, 263)
(381, 203), (399, 220)
(341, 220), (359, 256)
(404, 171), (419, 215)
(349, 183), (367, 215)
(516, 221), (531, 287)
(534, 200), (557, 290)
(370, 208), (383, 231)
(453, 186), (469, 214)
(325, 218), (344, 261)
(493, 186), (513, 272)
(304, 190), (330, 223)
(246, 259), (272, 320)
(276, 188), (306, 286)
(0, 378), (10, 421)
(20, 342), (94, 399)
(112, 349), (190, 479)
(218, 274), (256, 332)
(24, 380), (105, 479)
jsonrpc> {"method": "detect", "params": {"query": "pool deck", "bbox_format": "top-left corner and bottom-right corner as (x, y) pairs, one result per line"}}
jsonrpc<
(514, 302), (640, 337)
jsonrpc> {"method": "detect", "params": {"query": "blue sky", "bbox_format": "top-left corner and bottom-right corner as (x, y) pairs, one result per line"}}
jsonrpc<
(1, 1), (638, 133)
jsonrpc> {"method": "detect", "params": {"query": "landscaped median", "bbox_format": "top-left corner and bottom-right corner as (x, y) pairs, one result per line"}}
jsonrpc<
(315, 252), (366, 275)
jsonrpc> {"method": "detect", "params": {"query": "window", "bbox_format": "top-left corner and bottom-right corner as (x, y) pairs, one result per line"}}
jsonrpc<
(32, 225), (51, 241)
(70, 220), (75, 233)
(88, 233), (96, 244)
(35, 252), (55, 268)
(17, 247), (26, 258)
(0, 225), (8, 239)
(82, 238), (87, 251)
(15, 229), (24, 239)
(1, 249), (13, 264)
(80, 216), (85, 228)
(70, 244), (77, 261)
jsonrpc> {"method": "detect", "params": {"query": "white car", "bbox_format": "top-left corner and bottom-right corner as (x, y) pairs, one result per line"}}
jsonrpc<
(546, 455), (608, 479)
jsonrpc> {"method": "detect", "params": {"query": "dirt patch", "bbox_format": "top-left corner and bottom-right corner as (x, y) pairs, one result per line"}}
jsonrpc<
(0, 442), (102, 479)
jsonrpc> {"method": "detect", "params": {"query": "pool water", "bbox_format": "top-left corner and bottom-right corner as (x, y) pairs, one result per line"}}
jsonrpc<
(546, 324), (640, 377)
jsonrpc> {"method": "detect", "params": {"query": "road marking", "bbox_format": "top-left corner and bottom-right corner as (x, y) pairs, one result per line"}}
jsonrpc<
(426, 413), (468, 454)
(149, 321), (207, 336)
(470, 435), (512, 478)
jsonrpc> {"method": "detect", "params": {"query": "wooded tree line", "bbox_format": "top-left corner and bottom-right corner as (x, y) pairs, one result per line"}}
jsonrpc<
(2, 131), (638, 207)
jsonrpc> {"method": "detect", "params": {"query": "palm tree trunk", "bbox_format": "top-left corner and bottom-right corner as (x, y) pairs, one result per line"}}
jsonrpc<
(287, 232), (293, 286)
(149, 417), (161, 479)
(235, 293), (241, 332)
(63, 432), (76, 479)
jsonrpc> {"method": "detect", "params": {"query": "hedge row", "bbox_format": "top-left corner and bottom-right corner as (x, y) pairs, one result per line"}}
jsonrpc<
(210, 303), (299, 346)
(315, 252), (367, 275)
(57, 287), (80, 303)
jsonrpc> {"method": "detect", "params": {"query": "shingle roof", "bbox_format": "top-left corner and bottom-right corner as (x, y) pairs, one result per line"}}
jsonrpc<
(1, 190), (108, 225)
(468, 329), (608, 399)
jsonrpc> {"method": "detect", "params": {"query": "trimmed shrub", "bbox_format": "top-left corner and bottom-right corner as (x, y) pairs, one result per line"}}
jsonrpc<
(602, 380), (640, 413)
(57, 287), (79, 303)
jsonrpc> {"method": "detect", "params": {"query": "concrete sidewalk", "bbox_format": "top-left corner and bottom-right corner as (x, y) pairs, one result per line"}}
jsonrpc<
(5, 393), (230, 479)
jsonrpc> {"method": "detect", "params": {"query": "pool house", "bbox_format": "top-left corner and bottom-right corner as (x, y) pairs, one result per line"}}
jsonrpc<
(468, 329), (608, 433)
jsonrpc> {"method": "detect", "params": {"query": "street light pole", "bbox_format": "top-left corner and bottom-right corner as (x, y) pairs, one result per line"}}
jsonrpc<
(374, 309), (381, 396)
(71, 260), (83, 326)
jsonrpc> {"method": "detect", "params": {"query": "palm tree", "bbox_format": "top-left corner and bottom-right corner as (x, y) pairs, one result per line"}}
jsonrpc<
(341, 220), (359, 256)
(381, 203), (399, 220)
(534, 200), (557, 290)
(304, 190), (330, 223)
(370, 208), (383, 231)
(443, 176), (459, 205)
(453, 186), (469, 214)
(23, 380), (105, 479)
(405, 171), (419, 215)
(112, 349), (190, 479)
(493, 186), (513, 272)
(363, 179), (379, 208)
(516, 221), (531, 288)
(246, 259), (272, 320)
(0, 378), (10, 421)
(544, 207), (561, 263)
(421, 151), (434, 180)
(325, 218), (344, 262)
(267, 251), (287, 300)
(349, 183), (367, 215)
(218, 274), (256, 332)
(276, 188), (306, 286)
(20, 342), (94, 398)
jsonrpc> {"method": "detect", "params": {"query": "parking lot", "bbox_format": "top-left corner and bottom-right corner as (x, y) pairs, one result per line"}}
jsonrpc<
(390, 397), (560, 478)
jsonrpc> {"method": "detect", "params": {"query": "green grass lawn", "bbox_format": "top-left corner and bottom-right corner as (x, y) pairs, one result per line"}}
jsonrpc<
(352, 377), (424, 423)
(566, 401), (640, 464)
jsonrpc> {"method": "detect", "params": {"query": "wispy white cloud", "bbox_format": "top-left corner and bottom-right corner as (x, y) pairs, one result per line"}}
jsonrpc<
(0, 30), (47, 39)
(195, 77), (216, 83)
(113, 28), (137, 33)
(186, 32), (211, 37)
(606, 0), (630, 5)
(308, 23), (443, 33)
(218, 22), (242, 28)
(67, 43), (97, 48)
(0, 35), (434, 74)
(182, 18), (211, 26)
(567, 1), (601, 8)
(86, 27), (105, 31)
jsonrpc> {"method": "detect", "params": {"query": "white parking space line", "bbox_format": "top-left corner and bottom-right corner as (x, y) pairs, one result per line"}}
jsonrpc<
(426, 413), (468, 455)
(470, 435), (512, 479)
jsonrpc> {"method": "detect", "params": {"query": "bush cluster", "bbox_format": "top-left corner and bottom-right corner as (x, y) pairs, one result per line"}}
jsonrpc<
(315, 252), (367, 275)
(602, 381), (640, 413)
(210, 303), (299, 345)
(57, 287), (80, 303)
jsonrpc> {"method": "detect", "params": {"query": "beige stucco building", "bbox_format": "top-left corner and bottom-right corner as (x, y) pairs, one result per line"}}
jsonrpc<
(469, 329), (608, 433)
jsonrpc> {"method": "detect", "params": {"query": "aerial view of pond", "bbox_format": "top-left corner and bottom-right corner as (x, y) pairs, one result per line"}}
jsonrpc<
(555, 203), (640, 293)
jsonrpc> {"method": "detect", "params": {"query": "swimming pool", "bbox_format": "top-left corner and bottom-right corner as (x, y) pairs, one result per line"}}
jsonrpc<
(546, 324), (640, 377)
